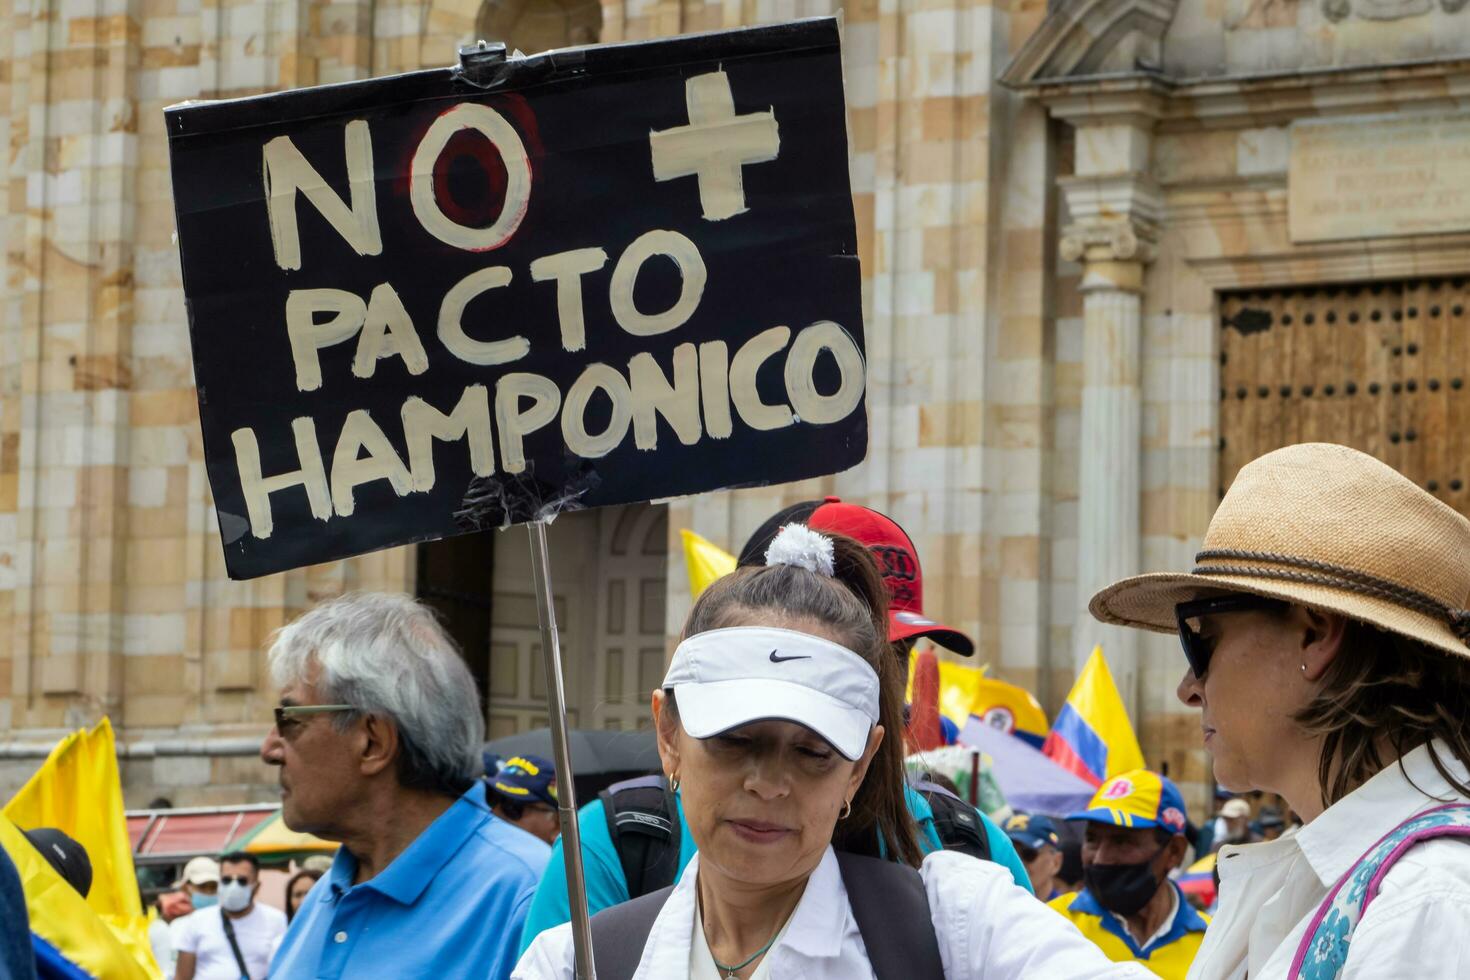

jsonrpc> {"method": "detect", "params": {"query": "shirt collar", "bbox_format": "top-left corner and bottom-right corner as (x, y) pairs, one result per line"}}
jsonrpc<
(1293, 740), (1469, 888)
(1074, 881), (1206, 957)
(774, 848), (847, 960)
(326, 783), (490, 907)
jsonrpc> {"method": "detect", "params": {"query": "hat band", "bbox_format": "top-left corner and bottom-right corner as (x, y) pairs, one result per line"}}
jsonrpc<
(1193, 548), (1470, 645)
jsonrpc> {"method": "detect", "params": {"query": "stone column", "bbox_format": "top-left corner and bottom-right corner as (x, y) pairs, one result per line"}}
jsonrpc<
(1059, 168), (1159, 706)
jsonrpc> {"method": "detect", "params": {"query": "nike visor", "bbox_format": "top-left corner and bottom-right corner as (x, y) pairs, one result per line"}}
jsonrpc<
(661, 626), (881, 760)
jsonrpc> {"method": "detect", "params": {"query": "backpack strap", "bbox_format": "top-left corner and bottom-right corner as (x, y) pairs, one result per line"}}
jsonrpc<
(836, 851), (945, 980)
(599, 774), (682, 899)
(589, 883), (676, 980)
(912, 780), (991, 862)
(1291, 803), (1470, 980)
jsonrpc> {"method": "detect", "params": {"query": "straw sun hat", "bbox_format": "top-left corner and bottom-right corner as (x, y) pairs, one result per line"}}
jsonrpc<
(1090, 443), (1470, 659)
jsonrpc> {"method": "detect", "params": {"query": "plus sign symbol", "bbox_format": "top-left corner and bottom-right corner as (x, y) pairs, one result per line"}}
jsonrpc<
(649, 70), (781, 221)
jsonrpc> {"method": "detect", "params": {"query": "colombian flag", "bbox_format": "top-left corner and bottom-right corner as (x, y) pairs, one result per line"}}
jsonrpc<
(1042, 646), (1145, 787)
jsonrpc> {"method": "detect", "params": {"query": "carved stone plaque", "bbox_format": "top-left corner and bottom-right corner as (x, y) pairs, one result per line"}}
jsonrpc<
(1289, 113), (1470, 243)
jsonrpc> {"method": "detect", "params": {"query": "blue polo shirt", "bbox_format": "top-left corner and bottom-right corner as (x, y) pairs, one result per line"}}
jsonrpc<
(518, 784), (1031, 955)
(271, 782), (549, 980)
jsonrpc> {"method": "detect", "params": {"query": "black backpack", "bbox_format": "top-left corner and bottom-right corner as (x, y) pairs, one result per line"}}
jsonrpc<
(599, 773), (992, 900)
(589, 849), (944, 979)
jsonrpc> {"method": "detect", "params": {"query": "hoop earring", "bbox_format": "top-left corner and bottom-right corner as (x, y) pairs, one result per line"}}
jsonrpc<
(840, 798), (852, 820)
(669, 773), (681, 793)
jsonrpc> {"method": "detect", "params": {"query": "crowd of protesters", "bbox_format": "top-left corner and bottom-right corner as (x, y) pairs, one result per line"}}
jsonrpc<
(4, 440), (1468, 979)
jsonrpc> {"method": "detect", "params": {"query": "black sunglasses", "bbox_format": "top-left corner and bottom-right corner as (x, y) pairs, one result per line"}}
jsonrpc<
(220, 875), (253, 887)
(1174, 594), (1284, 679)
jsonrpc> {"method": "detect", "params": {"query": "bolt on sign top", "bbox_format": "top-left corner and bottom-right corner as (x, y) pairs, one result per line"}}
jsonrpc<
(164, 18), (868, 580)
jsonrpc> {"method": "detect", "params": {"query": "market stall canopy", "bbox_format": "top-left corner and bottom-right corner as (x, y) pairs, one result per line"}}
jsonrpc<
(959, 718), (1096, 817)
(127, 804), (276, 867)
(227, 809), (337, 865)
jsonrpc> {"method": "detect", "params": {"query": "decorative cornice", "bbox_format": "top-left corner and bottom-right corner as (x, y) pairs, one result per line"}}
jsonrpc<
(1014, 57), (1470, 132)
(1000, 0), (1181, 87)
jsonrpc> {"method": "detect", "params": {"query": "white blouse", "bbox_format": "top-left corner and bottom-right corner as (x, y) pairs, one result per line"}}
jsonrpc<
(514, 846), (1154, 979)
(1188, 741), (1470, 979)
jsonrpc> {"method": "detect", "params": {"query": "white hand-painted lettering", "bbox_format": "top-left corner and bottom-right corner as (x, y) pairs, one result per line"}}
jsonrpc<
(438, 266), (530, 365)
(495, 373), (562, 473)
(784, 321), (865, 425)
(353, 283), (430, 380)
(234, 319), (864, 539)
(609, 229), (706, 336)
(286, 288), (368, 392)
(530, 247), (609, 352)
(402, 385), (495, 491)
(562, 363), (634, 458)
(263, 120), (382, 271)
(233, 419), (332, 538)
(411, 103), (532, 251)
(649, 71), (780, 221)
(629, 343), (701, 449)
(729, 325), (793, 430)
(331, 409), (413, 517)
(697, 340), (733, 439)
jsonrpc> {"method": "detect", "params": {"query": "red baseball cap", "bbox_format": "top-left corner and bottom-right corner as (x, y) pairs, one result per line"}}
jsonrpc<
(737, 497), (975, 656)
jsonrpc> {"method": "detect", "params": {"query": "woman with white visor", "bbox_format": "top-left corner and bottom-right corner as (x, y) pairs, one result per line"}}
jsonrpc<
(516, 525), (1151, 979)
(1089, 443), (1470, 979)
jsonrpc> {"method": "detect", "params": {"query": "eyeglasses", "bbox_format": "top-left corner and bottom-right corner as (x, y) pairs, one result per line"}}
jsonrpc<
(1175, 594), (1284, 679)
(273, 704), (356, 735)
(220, 875), (253, 887)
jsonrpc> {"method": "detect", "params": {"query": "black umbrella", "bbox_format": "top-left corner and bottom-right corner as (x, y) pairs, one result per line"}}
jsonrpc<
(483, 727), (660, 790)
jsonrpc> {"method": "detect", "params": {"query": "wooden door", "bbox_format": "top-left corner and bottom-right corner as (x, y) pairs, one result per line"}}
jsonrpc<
(1219, 277), (1470, 517)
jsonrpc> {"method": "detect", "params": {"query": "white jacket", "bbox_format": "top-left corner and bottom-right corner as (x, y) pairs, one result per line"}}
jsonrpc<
(514, 846), (1154, 979)
(1188, 741), (1470, 979)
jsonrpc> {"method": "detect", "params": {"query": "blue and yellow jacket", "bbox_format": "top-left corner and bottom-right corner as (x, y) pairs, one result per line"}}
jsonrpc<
(1047, 883), (1209, 980)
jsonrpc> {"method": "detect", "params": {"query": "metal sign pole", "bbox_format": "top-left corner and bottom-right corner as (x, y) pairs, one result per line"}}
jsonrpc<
(528, 520), (597, 979)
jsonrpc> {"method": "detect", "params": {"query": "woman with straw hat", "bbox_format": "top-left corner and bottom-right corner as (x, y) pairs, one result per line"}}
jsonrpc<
(517, 524), (1150, 979)
(1090, 443), (1470, 979)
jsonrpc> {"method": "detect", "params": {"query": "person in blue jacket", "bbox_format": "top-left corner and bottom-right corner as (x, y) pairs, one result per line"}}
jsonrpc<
(519, 498), (1033, 954)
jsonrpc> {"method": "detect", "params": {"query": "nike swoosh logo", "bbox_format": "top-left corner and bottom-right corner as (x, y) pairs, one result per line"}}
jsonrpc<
(769, 650), (811, 663)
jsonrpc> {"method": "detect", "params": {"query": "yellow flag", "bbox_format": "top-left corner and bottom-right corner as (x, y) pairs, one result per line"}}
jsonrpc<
(0, 811), (156, 979)
(5, 718), (160, 976)
(680, 529), (737, 598)
(905, 656), (1048, 743)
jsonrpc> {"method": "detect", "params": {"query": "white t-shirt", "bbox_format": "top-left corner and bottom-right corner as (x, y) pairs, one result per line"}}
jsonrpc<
(169, 904), (286, 980)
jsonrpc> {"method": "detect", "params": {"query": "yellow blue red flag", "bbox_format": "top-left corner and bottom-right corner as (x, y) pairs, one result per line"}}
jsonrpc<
(1042, 646), (1145, 786)
(680, 529), (737, 599)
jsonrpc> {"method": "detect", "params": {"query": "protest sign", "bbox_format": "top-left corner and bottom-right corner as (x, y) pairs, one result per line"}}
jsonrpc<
(167, 18), (866, 579)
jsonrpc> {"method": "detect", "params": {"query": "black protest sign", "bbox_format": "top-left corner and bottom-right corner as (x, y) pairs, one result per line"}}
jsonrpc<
(166, 18), (866, 580)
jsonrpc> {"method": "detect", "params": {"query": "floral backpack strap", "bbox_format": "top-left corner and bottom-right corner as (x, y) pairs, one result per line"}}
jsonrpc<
(1291, 803), (1470, 980)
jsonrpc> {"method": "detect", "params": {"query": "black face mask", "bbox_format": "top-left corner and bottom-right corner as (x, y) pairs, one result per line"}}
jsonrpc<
(1084, 846), (1165, 917)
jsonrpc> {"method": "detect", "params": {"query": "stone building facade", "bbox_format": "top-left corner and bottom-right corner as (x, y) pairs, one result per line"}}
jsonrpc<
(3, 0), (1470, 818)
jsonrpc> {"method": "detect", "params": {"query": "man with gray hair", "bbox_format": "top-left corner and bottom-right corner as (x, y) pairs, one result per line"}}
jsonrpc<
(264, 593), (548, 980)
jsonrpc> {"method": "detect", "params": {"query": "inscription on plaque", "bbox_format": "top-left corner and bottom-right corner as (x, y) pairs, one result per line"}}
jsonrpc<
(1289, 113), (1470, 243)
